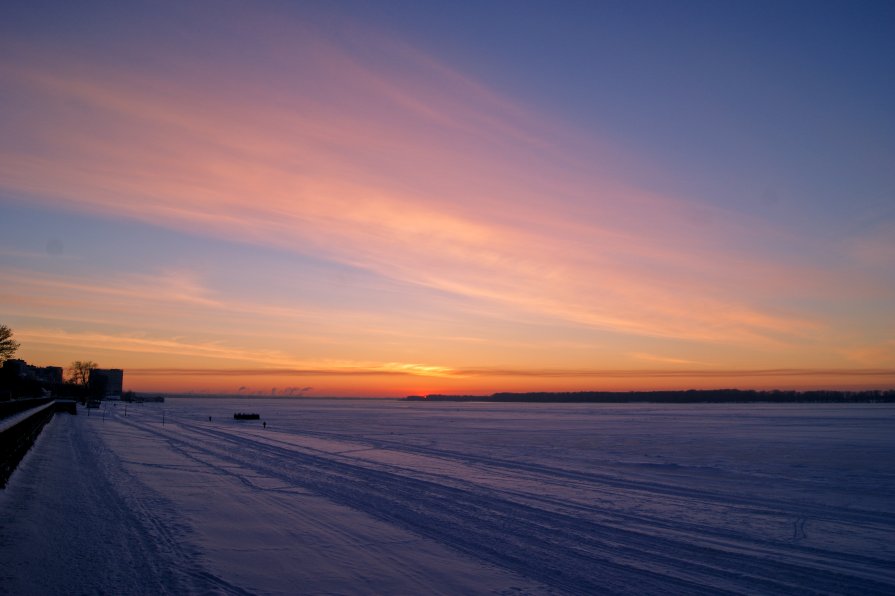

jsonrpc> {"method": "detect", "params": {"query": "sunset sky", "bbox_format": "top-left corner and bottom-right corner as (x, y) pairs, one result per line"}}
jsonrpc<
(2, 1), (893, 396)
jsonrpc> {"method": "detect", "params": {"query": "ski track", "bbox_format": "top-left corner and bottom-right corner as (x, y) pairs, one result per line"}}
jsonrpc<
(107, 408), (895, 596)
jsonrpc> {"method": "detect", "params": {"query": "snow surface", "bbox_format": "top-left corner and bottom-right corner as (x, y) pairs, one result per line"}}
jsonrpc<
(2, 399), (894, 595)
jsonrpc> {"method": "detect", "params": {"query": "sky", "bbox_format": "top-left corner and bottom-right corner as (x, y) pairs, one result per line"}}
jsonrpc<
(1, 0), (893, 396)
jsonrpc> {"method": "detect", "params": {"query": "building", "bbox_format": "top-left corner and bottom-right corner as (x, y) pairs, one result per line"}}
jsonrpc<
(34, 366), (64, 385)
(2, 359), (64, 384)
(88, 368), (124, 399)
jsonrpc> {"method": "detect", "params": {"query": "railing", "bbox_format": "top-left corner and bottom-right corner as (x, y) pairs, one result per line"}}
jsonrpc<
(0, 397), (53, 420)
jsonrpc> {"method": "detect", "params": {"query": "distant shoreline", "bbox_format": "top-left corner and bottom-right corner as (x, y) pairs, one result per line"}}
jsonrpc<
(407, 389), (895, 403)
(124, 389), (895, 403)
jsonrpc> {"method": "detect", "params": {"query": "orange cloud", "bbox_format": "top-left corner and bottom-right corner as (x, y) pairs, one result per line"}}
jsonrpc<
(0, 38), (821, 348)
(4, 12), (883, 396)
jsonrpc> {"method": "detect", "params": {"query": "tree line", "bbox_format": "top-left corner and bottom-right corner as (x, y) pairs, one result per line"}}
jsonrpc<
(412, 389), (895, 403)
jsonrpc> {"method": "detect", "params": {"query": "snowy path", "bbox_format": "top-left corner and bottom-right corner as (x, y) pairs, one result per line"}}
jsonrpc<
(0, 413), (248, 595)
(2, 400), (894, 595)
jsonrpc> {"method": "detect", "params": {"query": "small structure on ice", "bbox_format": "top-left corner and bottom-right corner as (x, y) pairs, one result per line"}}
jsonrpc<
(233, 412), (260, 420)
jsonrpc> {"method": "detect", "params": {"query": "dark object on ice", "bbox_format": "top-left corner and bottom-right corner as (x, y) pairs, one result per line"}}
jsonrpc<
(262, 421), (266, 429)
(234, 412), (260, 420)
(86, 400), (101, 409)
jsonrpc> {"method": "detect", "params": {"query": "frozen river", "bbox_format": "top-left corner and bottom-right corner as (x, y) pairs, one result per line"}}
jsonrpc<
(2, 399), (894, 594)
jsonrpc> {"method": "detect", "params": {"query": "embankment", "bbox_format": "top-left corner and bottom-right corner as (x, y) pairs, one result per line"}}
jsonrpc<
(0, 398), (57, 488)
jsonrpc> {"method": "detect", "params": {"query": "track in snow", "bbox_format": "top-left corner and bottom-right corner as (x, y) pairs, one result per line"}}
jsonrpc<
(0, 414), (251, 596)
(109, 407), (895, 595)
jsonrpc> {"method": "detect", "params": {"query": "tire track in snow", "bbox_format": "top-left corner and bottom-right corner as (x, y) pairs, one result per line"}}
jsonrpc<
(114, 415), (895, 595)
(197, 421), (895, 580)
(0, 414), (252, 596)
(285, 427), (894, 529)
(83, 417), (255, 596)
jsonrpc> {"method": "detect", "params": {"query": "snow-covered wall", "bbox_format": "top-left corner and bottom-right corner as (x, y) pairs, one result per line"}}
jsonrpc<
(0, 400), (55, 487)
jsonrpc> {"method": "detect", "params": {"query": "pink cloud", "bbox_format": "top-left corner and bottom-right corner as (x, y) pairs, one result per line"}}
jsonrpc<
(0, 21), (830, 351)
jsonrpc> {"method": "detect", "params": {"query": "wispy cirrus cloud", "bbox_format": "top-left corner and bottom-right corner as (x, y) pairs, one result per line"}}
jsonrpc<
(128, 365), (895, 380)
(0, 267), (220, 308)
(629, 352), (708, 366)
(0, 20), (822, 349)
(17, 327), (457, 378)
(27, 322), (891, 383)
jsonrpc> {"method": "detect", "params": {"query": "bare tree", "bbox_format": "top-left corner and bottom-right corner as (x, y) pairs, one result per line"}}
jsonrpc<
(69, 360), (98, 386)
(0, 324), (20, 363)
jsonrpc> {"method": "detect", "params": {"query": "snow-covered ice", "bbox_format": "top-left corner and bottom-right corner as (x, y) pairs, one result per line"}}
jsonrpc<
(2, 399), (894, 595)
